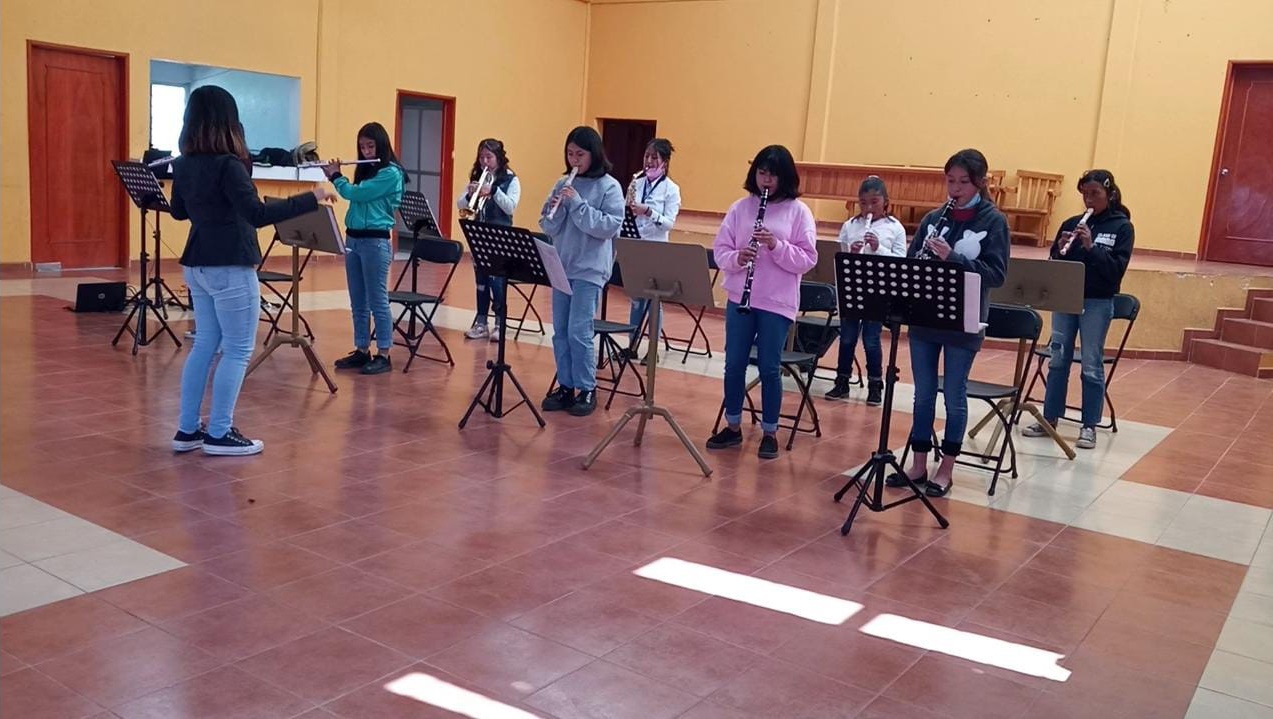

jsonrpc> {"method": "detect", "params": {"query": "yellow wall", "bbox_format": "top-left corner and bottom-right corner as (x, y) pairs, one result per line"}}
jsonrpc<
(585, 0), (1273, 256)
(0, 0), (588, 264)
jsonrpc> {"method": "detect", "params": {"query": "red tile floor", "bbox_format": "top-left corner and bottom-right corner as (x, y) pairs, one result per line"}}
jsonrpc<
(1, 258), (1270, 718)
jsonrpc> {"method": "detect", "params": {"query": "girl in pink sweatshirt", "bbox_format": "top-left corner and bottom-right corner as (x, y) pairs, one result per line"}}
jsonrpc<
(706, 145), (818, 459)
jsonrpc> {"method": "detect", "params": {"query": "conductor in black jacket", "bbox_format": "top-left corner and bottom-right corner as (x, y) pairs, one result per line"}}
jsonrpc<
(168, 85), (334, 457)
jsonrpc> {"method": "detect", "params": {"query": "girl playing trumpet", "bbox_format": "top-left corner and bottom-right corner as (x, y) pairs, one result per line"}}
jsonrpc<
(457, 139), (521, 342)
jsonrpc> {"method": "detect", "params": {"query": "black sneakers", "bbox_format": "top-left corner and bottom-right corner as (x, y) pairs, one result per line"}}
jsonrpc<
(171, 426), (206, 453)
(706, 427), (743, 449)
(866, 380), (883, 407)
(202, 428), (264, 456)
(542, 386), (576, 412)
(568, 390), (597, 417)
(335, 349), (371, 370)
(825, 377), (852, 400)
(758, 434), (779, 459)
(361, 354), (392, 375)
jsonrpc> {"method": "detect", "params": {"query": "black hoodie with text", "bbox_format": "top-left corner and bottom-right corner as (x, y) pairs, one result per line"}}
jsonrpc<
(1049, 208), (1134, 299)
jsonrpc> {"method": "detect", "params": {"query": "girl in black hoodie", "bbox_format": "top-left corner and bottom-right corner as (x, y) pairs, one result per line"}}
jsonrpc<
(888, 149), (1010, 497)
(1022, 170), (1134, 450)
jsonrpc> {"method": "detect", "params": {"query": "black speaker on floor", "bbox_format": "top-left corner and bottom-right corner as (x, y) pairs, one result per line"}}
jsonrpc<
(71, 282), (127, 312)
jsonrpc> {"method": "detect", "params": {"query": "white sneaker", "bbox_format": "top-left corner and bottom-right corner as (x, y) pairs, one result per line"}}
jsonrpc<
(1076, 426), (1097, 449)
(489, 326), (501, 343)
(465, 323), (489, 340)
(1021, 422), (1052, 438)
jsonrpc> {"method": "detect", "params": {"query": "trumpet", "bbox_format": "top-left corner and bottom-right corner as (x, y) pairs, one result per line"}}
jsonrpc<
(736, 187), (770, 314)
(460, 167), (493, 220)
(1058, 207), (1094, 255)
(546, 167), (579, 220)
(916, 198), (956, 259)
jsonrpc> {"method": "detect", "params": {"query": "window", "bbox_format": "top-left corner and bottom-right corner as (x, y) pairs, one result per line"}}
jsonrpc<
(149, 84), (185, 154)
(149, 60), (300, 154)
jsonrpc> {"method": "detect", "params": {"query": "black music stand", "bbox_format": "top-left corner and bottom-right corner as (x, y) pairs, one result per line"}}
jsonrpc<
(244, 205), (344, 394)
(457, 220), (568, 429)
(968, 257), (1085, 459)
(110, 161), (183, 354)
(620, 209), (641, 240)
(399, 190), (441, 239)
(832, 254), (978, 536)
(583, 241), (715, 477)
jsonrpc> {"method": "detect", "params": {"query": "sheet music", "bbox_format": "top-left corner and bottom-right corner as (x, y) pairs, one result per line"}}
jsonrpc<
(535, 239), (573, 295)
(963, 272), (983, 334)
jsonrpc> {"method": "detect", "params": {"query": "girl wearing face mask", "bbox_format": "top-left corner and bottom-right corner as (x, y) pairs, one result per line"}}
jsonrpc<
(888, 148), (1009, 497)
(539, 126), (625, 418)
(625, 138), (682, 353)
(458, 139), (521, 342)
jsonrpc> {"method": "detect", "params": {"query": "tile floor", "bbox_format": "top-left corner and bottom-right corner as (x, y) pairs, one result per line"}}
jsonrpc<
(2, 261), (1272, 718)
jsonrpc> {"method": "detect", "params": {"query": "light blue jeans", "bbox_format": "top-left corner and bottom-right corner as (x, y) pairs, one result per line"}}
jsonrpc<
(724, 302), (791, 434)
(552, 279), (603, 391)
(1044, 298), (1114, 427)
(908, 335), (978, 456)
(178, 265), (260, 439)
(345, 238), (393, 353)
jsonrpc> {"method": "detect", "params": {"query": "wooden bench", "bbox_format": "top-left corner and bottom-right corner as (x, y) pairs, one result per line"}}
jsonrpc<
(999, 170), (1064, 247)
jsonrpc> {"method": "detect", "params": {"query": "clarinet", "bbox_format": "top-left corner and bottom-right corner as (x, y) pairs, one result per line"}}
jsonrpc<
(916, 198), (956, 259)
(736, 188), (770, 314)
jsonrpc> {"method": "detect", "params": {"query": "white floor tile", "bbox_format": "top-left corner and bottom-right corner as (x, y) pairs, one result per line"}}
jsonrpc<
(1245, 567), (1273, 598)
(34, 541), (185, 593)
(1095, 480), (1193, 509)
(0, 548), (23, 570)
(1172, 496), (1272, 532)
(0, 564), (83, 616)
(1252, 540), (1273, 570)
(1219, 617), (1273, 665)
(1231, 592), (1273, 627)
(0, 495), (75, 531)
(1201, 651), (1273, 708)
(1158, 525), (1264, 565)
(1187, 688), (1273, 719)
(0, 516), (131, 562)
(1070, 506), (1171, 544)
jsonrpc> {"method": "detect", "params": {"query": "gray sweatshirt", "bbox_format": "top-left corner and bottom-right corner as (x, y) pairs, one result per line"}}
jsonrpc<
(538, 173), (624, 288)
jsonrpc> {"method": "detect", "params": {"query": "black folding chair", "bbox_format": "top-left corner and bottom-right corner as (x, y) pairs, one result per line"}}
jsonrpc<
(256, 233), (314, 345)
(1022, 293), (1140, 432)
(383, 237), (462, 371)
(506, 281), (546, 341)
(714, 282), (839, 450)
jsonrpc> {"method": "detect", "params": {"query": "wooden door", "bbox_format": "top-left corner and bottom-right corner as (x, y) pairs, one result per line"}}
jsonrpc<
(395, 91), (455, 240)
(1202, 63), (1273, 265)
(28, 44), (128, 269)
(600, 119), (656, 188)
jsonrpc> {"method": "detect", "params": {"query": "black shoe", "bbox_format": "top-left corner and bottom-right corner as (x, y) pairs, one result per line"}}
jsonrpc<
(925, 479), (952, 498)
(202, 428), (264, 456)
(758, 434), (780, 459)
(825, 378), (852, 400)
(335, 349), (371, 370)
(360, 354), (392, 375)
(886, 470), (928, 489)
(706, 426), (743, 450)
(171, 426), (206, 453)
(866, 380), (883, 407)
(542, 386), (576, 412)
(568, 390), (597, 417)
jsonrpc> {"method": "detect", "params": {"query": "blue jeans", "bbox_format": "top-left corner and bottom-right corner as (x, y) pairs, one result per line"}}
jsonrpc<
(344, 238), (393, 353)
(838, 319), (883, 380)
(723, 302), (792, 434)
(629, 298), (650, 345)
(475, 269), (506, 324)
(1044, 298), (1114, 427)
(178, 266), (260, 438)
(552, 279), (603, 391)
(908, 335), (978, 456)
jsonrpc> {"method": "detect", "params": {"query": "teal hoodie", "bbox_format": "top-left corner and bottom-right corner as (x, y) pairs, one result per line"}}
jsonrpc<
(333, 164), (404, 231)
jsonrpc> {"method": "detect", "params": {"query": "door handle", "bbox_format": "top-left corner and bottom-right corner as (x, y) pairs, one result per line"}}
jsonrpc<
(1220, 168), (1230, 176)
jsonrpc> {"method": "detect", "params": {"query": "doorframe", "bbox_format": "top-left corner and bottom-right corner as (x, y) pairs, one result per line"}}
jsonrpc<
(1198, 60), (1273, 262)
(26, 40), (131, 269)
(394, 90), (456, 233)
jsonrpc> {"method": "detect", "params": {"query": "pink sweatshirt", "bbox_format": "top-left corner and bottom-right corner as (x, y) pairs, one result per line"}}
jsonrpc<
(713, 195), (819, 320)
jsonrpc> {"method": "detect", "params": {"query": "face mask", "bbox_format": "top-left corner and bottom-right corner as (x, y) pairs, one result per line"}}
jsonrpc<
(645, 164), (665, 182)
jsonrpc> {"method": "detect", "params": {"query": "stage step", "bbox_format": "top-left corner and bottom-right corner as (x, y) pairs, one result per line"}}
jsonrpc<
(1188, 338), (1273, 378)
(1220, 318), (1273, 349)
(1253, 297), (1273, 323)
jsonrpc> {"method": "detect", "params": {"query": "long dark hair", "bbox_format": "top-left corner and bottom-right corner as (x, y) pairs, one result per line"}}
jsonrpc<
(353, 122), (408, 184)
(944, 148), (992, 201)
(469, 138), (511, 182)
(178, 85), (249, 164)
(743, 145), (801, 202)
(564, 126), (611, 179)
(1078, 169), (1131, 218)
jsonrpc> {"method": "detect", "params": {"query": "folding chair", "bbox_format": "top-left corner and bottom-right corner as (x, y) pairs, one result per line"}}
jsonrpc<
(546, 263), (646, 410)
(257, 233), (314, 345)
(713, 282), (839, 450)
(506, 281), (546, 341)
(918, 304), (1042, 496)
(383, 237), (462, 371)
(1022, 293), (1139, 432)
(660, 248), (721, 363)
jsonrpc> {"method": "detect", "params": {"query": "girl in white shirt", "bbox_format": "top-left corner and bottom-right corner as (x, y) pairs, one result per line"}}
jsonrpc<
(626, 138), (681, 353)
(826, 176), (906, 405)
